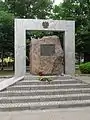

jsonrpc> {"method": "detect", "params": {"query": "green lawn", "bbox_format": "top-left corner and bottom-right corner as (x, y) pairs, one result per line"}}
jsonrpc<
(0, 70), (14, 76)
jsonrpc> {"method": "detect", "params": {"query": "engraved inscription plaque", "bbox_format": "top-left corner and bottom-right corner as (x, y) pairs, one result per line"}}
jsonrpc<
(40, 44), (55, 56)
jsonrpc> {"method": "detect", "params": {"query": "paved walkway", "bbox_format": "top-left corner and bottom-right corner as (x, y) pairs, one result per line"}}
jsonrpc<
(0, 75), (90, 120)
(75, 76), (90, 84)
(0, 107), (90, 120)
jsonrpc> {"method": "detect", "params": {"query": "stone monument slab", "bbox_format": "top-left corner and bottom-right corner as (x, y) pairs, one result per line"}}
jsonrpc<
(30, 36), (64, 75)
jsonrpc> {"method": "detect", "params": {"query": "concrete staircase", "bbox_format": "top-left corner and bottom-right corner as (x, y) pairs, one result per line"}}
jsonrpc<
(0, 75), (90, 111)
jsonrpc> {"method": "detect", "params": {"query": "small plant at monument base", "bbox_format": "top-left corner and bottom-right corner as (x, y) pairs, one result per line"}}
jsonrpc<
(38, 72), (52, 83)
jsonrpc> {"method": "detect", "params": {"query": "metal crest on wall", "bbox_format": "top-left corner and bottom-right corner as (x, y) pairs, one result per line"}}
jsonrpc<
(42, 21), (49, 28)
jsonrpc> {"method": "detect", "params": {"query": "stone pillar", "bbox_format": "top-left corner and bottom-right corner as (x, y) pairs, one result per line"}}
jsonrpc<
(15, 19), (26, 77)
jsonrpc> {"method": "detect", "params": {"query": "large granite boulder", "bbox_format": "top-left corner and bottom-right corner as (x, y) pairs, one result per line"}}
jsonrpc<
(29, 36), (64, 75)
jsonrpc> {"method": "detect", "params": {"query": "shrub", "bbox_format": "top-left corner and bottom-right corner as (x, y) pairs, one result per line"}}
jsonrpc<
(79, 62), (90, 74)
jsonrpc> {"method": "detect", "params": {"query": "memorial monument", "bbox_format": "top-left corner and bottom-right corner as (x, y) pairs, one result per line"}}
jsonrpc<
(30, 36), (64, 75)
(0, 19), (75, 91)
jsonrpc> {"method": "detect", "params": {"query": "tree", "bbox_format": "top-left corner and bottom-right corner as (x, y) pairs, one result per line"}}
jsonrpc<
(52, 0), (90, 62)
(0, 0), (8, 11)
(0, 10), (14, 70)
(5, 0), (53, 19)
(5, 0), (53, 65)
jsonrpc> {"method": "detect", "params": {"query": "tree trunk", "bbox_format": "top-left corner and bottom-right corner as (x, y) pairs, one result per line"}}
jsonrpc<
(84, 53), (90, 62)
(12, 53), (15, 71)
(13, 61), (14, 71)
(78, 53), (81, 65)
(1, 49), (4, 71)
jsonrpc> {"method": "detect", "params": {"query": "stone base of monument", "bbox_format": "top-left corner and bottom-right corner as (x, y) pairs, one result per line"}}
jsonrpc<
(0, 74), (90, 111)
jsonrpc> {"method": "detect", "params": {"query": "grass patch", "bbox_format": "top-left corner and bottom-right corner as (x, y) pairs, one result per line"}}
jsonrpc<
(0, 70), (14, 76)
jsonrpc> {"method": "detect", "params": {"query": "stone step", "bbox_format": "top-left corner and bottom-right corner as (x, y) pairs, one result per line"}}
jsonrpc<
(1, 88), (90, 97)
(1, 100), (90, 111)
(7, 83), (89, 90)
(24, 75), (72, 80)
(17, 79), (82, 85)
(1, 94), (90, 104)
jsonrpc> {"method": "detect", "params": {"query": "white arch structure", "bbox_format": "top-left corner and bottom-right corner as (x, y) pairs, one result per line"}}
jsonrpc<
(0, 19), (75, 91)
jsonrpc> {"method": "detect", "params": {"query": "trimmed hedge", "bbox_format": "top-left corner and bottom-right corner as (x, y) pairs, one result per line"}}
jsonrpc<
(79, 62), (90, 74)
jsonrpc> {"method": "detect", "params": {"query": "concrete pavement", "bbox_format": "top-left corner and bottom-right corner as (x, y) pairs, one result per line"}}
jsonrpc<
(0, 107), (90, 120)
(0, 75), (90, 120)
(75, 76), (90, 84)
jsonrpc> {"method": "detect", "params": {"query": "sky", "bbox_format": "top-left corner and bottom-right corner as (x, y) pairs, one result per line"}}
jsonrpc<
(54, 0), (63, 5)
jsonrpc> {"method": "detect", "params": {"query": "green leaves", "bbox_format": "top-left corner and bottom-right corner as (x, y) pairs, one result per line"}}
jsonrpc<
(52, 0), (90, 55)
(0, 11), (14, 25)
(5, 0), (53, 19)
(0, 10), (14, 53)
(79, 62), (90, 74)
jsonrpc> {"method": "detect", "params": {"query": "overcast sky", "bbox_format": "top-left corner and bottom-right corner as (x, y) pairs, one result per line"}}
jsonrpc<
(54, 0), (63, 5)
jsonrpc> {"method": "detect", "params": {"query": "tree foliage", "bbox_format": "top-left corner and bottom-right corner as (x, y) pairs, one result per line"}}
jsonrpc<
(52, 0), (90, 59)
(2, 0), (53, 67)
(0, 0), (8, 11)
(0, 10), (14, 52)
(5, 0), (53, 19)
(0, 9), (14, 70)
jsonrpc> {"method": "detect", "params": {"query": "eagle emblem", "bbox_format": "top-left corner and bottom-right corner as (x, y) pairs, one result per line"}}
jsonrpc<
(42, 21), (49, 28)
